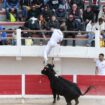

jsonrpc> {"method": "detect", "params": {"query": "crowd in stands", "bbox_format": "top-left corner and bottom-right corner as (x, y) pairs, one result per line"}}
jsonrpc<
(0, 0), (105, 47)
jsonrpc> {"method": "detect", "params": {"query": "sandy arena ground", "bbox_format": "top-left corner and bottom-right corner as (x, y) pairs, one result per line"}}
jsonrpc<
(0, 96), (105, 105)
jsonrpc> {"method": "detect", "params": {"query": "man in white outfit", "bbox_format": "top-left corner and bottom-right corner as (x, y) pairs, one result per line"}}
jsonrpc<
(43, 27), (64, 65)
(95, 53), (105, 75)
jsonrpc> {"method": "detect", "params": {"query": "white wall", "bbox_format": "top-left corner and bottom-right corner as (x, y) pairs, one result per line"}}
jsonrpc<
(0, 57), (95, 75)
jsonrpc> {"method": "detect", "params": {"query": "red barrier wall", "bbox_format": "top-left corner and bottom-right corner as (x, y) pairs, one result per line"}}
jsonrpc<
(77, 75), (105, 95)
(25, 75), (73, 95)
(0, 75), (21, 95)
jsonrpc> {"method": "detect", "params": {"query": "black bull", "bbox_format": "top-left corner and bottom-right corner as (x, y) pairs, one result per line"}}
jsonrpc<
(41, 64), (94, 105)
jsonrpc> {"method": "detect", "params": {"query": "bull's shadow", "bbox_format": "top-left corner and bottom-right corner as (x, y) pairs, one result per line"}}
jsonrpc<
(41, 64), (94, 105)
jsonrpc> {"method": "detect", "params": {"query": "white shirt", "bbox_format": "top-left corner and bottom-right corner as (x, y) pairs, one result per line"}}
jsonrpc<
(96, 60), (105, 75)
(48, 29), (63, 45)
(86, 21), (96, 32)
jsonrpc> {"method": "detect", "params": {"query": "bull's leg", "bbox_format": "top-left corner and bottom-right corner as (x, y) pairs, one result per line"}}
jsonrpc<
(52, 92), (56, 103)
(75, 98), (79, 105)
(65, 97), (72, 105)
(57, 95), (60, 101)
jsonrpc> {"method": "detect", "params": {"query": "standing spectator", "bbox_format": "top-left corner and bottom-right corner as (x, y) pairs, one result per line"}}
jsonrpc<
(95, 53), (105, 75)
(70, 4), (81, 22)
(47, 15), (60, 29)
(83, 6), (94, 26)
(98, 5), (105, 21)
(65, 14), (81, 46)
(3, 0), (19, 21)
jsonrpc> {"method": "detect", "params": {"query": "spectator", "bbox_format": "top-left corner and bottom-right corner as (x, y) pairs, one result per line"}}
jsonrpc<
(83, 6), (94, 26)
(71, 0), (84, 9)
(42, 5), (53, 21)
(47, 15), (60, 29)
(24, 17), (39, 30)
(65, 14), (81, 46)
(86, 20), (96, 46)
(12, 31), (16, 45)
(27, 4), (40, 20)
(95, 53), (105, 75)
(49, 0), (60, 10)
(0, 28), (7, 45)
(37, 14), (47, 40)
(100, 30), (105, 47)
(70, 4), (81, 22)
(56, 2), (66, 19)
(90, 0), (100, 22)
(3, 0), (19, 21)
(98, 5), (105, 21)
(20, 0), (32, 20)
(25, 37), (33, 46)
(38, 14), (47, 30)
(95, 18), (105, 32)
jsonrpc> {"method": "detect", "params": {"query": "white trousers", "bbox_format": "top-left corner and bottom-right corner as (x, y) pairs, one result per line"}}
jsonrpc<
(44, 41), (60, 62)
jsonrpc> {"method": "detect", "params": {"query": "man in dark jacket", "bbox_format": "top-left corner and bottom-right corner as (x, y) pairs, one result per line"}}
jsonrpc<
(83, 6), (94, 25)
(27, 4), (40, 20)
(65, 14), (81, 46)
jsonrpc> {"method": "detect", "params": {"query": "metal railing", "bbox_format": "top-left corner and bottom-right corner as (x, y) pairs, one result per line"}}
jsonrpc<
(0, 29), (104, 47)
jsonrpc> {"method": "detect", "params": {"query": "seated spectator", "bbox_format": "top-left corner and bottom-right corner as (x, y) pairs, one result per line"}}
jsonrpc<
(21, 0), (43, 20)
(90, 0), (100, 22)
(95, 18), (105, 32)
(56, 3), (66, 19)
(65, 14), (81, 46)
(27, 4), (41, 20)
(86, 20), (96, 47)
(38, 14), (47, 30)
(49, 0), (60, 10)
(98, 5), (105, 21)
(70, 4), (81, 22)
(20, 0), (32, 20)
(25, 37), (33, 46)
(83, 6), (94, 26)
(42, 5), (53, 21)
(24, 17), (39, 30)
(3, 0), (19, 21)
(71, 0), (84, 9)
(47, 15), (60, 29)
(37, 14), (47, 40)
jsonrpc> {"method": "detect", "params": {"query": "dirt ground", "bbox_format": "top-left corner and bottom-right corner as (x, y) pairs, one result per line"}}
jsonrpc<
(0, 97), (105, 105)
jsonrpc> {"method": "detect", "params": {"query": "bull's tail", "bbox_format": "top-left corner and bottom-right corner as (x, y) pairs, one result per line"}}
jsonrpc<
(81, 86), (95, 96)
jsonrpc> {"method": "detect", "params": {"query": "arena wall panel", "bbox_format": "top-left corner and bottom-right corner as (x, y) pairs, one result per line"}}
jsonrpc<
(77, 75), (105, 95)
(0, 75), (21, 95)
(25, 75), (73, 95)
